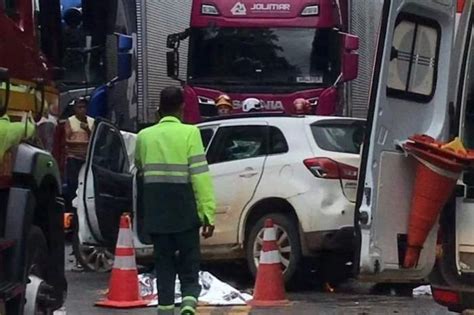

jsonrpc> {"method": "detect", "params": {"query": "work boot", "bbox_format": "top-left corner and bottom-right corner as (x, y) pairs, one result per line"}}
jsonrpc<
(180, 296), (197, 315)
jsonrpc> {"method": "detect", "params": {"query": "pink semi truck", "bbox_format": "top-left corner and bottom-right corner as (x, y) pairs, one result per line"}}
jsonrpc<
(166, 0), (360, 123)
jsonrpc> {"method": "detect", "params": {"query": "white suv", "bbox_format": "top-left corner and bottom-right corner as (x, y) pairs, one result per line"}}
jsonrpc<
(75, 113), (364, 282)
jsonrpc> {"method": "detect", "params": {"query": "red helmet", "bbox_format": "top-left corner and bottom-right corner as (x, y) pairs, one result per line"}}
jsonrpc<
(293, 98), (311, 114)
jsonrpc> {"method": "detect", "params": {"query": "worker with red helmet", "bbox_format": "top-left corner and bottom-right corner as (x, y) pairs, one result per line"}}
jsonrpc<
(293, 98), (311, 115)
(215, 94), (233, 116)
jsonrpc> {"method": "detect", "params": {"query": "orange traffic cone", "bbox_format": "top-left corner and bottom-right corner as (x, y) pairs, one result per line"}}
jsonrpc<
(248, 219), (289, 307)
(404, 158), (460, 268)
(95, 214), (149, 308)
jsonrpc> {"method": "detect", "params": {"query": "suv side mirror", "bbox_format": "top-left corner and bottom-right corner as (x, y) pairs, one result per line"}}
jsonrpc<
(340, 33), (359, 83)
(106, 33), (133, 83)
(0, 68), (10, 116)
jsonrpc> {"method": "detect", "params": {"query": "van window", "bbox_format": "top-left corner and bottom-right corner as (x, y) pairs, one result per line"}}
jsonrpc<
(387, 14), (440, 102)
(311, 120), (365, 154)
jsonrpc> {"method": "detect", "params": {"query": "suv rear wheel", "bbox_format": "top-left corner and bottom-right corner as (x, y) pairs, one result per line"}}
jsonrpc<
(245, 213), (301, 284)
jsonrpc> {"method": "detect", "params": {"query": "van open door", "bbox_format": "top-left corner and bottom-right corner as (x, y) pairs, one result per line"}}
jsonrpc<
(355, 0), (460, 282)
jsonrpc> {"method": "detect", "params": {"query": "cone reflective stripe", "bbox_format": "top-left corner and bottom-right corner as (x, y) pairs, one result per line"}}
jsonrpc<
(248, 219), (289, 307)
(95, 215), (149, 308)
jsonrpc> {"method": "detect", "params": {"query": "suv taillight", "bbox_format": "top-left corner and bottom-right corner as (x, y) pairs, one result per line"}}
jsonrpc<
(432, 288), (460, 307)
(303, 157), (358, 180)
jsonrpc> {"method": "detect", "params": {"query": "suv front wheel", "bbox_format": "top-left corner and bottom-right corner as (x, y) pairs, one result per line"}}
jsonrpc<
(245, 213), (301, 284)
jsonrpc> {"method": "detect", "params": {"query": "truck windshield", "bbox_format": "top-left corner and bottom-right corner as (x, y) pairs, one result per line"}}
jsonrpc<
(188, 27), (341, 87)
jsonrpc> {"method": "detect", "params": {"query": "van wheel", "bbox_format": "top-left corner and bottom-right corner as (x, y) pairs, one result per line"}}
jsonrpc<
(245, 213), (301, 284)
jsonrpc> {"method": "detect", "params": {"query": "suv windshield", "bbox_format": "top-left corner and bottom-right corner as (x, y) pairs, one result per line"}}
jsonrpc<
(311, 121), (365, 154)
(188, 27), (341, 87)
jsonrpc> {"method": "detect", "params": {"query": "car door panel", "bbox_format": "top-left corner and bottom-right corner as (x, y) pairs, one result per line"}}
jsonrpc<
(81, 120), (133, 246)
(203, 123), (268, 246)
(355, 0), (459, 281)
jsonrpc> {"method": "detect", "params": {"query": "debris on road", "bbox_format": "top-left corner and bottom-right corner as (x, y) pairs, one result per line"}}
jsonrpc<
(138, 271), (252, 306)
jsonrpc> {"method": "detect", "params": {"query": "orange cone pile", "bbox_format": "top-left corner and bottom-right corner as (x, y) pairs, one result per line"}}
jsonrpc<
(403, 135), (474, 268)
(95, 214), (149, 308)
(248, 219), (289, 307)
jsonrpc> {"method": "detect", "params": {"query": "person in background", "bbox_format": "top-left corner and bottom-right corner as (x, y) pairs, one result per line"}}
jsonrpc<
(135, 87), (216, 315)
(293, 98), (311, 115)
(65, 97), (94, 271)
(215, 94), (233, 116)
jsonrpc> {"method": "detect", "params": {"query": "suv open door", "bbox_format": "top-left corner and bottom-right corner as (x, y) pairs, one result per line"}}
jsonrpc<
(79, 120), (134, 247)
(355, 0), (462, 282)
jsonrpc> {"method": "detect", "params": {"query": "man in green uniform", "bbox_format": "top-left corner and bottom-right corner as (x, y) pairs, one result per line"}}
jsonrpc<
(135, 86), (216, 315)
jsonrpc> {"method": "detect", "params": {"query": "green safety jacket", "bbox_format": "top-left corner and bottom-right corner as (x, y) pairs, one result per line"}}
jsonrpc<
(0, 114), (35, 161)
(135, 116), (216, 234)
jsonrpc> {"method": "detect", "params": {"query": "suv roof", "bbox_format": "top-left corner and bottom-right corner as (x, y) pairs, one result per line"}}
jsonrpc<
(199, 113), (365, 126)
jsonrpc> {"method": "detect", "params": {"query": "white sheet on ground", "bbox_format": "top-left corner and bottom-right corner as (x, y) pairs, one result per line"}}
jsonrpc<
(413, 285), (432, 296)
(139, 271), (252, 306)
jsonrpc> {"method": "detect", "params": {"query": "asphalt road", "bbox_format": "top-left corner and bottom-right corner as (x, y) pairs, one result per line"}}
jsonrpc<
(63, 270), (454, 315)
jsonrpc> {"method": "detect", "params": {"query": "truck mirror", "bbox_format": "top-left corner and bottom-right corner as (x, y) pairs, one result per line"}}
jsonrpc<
(340, 33), (360, 82)
(0, 68), (10, 116)
(316, 87), (338, 116)
(106, 33), (133, 83)
(167, 50), (180, 79)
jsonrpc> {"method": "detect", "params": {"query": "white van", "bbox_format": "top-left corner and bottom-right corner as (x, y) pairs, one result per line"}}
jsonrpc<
(355, 0), (474, 312)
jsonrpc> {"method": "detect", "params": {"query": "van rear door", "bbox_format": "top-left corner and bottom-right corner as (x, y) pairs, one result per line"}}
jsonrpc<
(355, 0), (461, 282)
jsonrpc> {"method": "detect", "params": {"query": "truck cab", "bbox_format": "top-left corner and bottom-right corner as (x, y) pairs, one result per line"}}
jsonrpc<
(0, 1), (66, 313)
(167, 0), (359, 122)
(354, 0), (474, 312)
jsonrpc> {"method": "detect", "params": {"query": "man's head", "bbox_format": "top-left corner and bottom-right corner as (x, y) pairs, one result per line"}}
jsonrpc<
(73, 98), (88, 120)
(215, 94), (233, 116)
(159, 86), (185, 118)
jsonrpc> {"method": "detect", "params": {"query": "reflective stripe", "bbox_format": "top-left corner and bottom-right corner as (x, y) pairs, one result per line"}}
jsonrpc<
(158, 305), (175, 310)
(189, 154), (206, 165)
(116, 228), (134, 248)
(144, 163), (188, 172)
(189, 164), (209, 175)
(182, 296), (197, 303)
(180, 305), (196, 315)
(263, 227), (276, 242)
(259, 250), (281, 264)
(412, 155), (460, 180)
(113, 256), (137, 270)
(144, 175), (190, 184)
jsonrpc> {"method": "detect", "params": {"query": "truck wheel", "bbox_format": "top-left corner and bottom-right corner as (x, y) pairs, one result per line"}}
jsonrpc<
(25, 226), (53, 314)
(245, 213), (301, 284)
(72, 231), (114, 273)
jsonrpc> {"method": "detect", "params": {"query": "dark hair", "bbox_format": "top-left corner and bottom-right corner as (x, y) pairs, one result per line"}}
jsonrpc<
(159, 86), (184, 115)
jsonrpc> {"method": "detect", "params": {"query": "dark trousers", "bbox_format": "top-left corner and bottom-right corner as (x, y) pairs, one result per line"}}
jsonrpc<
(151, 228), (201, 313)
(66, 157), (84, 212)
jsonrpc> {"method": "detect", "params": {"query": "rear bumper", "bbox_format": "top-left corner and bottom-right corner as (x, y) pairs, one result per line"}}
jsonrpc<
(303, 227), (355, 254)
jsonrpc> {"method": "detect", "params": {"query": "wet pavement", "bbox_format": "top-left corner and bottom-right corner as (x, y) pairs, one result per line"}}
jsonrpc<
(64, 270), (454, 315)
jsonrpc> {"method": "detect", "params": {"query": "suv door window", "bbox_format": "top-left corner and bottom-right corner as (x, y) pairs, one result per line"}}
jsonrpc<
(200, 128), (215, 150)
(92, 125), (129, 173)
(208, 126), (267, 164)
